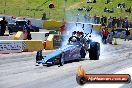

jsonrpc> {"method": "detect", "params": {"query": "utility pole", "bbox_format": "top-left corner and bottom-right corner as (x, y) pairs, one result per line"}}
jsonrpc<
(63, 0), (67, 21)
(4, 0), (7, 14)
(27, 0), (30, 17)
(5, 0), (7, 6)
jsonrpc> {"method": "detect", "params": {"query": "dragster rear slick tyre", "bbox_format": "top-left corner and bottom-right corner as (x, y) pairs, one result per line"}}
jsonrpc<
(89, 42), (100, 60)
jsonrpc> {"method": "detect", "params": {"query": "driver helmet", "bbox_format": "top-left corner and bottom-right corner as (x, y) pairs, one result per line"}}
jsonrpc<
(77, 31), (80, 36)
(71, 37), (78, 42)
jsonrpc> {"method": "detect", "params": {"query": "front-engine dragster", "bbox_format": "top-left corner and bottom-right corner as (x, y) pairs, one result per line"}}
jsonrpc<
(36, 28), (100, 66)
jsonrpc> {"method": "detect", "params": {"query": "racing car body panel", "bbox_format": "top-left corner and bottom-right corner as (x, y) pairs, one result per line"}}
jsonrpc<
(61, 44), (81, 61)
(37, 49), (63, 64)
(45, 50), (62, 61)
(36, 44), (82, 65)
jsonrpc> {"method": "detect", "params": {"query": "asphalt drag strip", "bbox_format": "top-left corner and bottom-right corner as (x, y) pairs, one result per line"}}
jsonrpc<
(0, 39), (132, 88)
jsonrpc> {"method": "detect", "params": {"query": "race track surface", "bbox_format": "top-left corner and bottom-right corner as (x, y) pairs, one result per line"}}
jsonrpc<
(0, 39), (132, 88)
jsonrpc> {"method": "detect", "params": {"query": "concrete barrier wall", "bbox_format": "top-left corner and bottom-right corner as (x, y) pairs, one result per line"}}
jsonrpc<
(14, 31), (23, 40)
(0, 40), (44, 53)
(45, 34), (61, 50)
(53, 35), (61, 49)
(14, 31), (48, 41)
(45, 34), (54, 50)
(0, 40), (22, 53)
(0, 35), (14, 40)
(30, 32), (48, 41)
(92, 24), (101, 32)
(129, 28), (132, 36)
(43, 20), (64, 30)
(129, 28), (132, 39)
(23, 40), (44, 52)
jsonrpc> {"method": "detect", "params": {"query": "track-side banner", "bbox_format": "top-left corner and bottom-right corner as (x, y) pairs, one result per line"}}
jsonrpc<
(0, 41), (22, 53)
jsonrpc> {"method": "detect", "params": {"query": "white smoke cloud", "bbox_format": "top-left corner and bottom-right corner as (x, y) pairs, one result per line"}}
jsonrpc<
(61, 11), (105, 59)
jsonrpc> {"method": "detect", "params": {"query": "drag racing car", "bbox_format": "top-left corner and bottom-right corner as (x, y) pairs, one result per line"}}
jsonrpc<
(36, 30), (100, 66)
